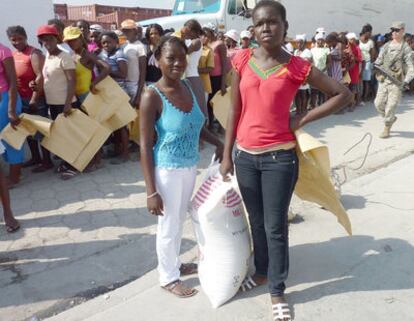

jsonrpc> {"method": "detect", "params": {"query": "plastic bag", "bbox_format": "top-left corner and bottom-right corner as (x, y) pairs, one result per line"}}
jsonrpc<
(190, 161), (252, 308)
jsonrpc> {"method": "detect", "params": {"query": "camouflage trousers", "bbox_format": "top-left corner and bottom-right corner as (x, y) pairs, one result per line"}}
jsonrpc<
(374, 81), (402, 126)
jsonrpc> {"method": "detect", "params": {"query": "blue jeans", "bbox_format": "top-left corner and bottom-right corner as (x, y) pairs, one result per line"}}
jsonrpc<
(234, 148), (299, 296)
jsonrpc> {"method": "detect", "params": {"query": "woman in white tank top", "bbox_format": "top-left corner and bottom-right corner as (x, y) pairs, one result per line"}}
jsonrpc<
(182, 19), (208, 118)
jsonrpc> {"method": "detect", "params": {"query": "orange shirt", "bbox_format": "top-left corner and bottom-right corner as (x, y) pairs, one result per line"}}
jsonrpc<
(13, 46), (36, 99)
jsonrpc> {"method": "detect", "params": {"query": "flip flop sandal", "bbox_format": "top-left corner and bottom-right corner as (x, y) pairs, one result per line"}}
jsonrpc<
(161, 280), (198, 298)
(240, 275), (258, 292)
(272, 303), (292, 321)
(60, 169), (78, 180)
(179, 263), (198, 276)
(56, 163), (68, 173)
(6, 224), (20, 233)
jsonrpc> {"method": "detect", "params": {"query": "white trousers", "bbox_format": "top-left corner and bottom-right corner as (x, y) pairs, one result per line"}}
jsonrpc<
(155, 166), (197, 286)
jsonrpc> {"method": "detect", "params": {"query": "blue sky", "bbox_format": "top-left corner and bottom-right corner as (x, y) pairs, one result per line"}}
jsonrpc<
(53, 0), (175, 9)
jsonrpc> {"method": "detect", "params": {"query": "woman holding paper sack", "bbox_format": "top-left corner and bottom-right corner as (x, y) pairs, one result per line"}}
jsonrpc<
(7, 25), (54, 173)
(219, 1), (352, 320)
(37, 25), (77, 180)
(0, 41), (24, 188)
(140, 36), (223, 299)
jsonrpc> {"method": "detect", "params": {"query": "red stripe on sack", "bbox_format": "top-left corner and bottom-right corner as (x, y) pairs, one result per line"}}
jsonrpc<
(227, 200), (242, 208)
(195, 194), (206, 204)
(225, 193), (240, 203)
(197, 189), (210, 199)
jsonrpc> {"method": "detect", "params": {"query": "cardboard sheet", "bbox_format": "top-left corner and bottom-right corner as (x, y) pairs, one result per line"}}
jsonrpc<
(41, 110), (99, 164)
(71, 125), (111, 172)
(210, 87), (231, 129)
(0, 114), (53, 150)
(82, 76), (135, 131)
(294, 130), (352, 235)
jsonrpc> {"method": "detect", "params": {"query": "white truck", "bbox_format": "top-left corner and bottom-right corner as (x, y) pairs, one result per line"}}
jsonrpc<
(140, 0), (414, 37)
(0, 0), (54, 46)
(140, 0), (257, 33)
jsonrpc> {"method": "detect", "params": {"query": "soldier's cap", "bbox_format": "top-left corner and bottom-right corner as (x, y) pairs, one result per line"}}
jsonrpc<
(390, 21), (405, 30)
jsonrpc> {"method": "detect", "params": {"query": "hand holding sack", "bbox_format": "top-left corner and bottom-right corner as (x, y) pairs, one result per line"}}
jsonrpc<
(190, 160), (252, 308)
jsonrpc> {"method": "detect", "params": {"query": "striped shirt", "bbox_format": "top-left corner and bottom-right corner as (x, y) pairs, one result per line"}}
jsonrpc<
(328, 47), (343, 82)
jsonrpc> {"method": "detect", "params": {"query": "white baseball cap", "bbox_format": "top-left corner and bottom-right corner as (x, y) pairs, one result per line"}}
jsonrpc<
(315, 33), (325, 41)
(90, 24), (103, 32)
(295, 34), (306, 41)
(224, 29), (240, 43)
(240, 30), (251, 39)
(346, 32), (357, 40)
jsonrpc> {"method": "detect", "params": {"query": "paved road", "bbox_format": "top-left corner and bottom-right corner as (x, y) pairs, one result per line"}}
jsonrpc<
(1, 97), (414, 321)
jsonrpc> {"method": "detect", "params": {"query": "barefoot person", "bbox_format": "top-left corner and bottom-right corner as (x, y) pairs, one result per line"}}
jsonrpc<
(0, 142), (19, 233)
(219, 1), (352, 320)
(0, 41), (24, 188)
(140, 36), (223, 298)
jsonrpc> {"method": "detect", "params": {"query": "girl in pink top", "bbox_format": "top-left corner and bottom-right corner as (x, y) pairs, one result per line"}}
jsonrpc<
(207, 28), (228, 129)
(220, 1), (352, 320)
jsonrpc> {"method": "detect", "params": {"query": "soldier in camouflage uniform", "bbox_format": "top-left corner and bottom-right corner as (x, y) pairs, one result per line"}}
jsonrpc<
(374, 21), (414, 138)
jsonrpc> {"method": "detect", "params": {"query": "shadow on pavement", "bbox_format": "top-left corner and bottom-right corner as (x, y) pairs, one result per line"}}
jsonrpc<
(232, 235), (414, 307)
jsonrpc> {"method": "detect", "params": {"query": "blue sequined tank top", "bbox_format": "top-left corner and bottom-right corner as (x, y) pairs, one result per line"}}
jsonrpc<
(149, 80), (205, 168)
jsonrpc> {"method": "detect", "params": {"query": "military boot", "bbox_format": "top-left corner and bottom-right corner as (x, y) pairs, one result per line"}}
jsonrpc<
(379, 125), (391, 138)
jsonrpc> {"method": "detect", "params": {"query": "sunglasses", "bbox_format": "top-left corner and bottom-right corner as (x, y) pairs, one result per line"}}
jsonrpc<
(391, 28), (401, 33)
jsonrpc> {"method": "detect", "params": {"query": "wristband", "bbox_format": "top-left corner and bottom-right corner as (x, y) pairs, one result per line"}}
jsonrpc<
(147, 191), (159, 199)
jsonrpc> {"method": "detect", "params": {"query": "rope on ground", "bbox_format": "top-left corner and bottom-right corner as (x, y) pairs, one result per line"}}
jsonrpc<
(331, 133), (373, 189)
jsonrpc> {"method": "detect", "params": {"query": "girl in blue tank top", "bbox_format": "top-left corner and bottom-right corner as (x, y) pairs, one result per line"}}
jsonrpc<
(139, 36), (223, 298)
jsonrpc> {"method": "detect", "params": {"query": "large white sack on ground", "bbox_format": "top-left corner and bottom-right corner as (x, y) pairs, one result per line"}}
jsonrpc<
(190, 164), (252, 308)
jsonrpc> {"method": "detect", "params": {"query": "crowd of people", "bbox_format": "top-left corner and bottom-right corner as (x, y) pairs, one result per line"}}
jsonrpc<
(1, 1), (414, 320)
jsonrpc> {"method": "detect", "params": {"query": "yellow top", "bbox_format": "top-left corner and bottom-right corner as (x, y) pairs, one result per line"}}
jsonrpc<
(75, 56), (92, 96)
(198, 45), (215, 94)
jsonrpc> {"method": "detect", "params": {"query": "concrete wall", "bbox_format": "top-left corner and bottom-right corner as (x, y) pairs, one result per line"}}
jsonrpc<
(0, 0), (54, 48)
(280, 0), (414, 37)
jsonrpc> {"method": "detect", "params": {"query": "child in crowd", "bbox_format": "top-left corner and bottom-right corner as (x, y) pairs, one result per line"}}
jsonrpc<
(120, 19), (146, 109)
(359, 24), (376, 102)
(224, 29), (240, 61)
(98, 31), (129, 164)
(326, 33), (343, 84)
(145, 24), (164, 84)
(199, 27), (215, 105)
(294, 34), (312, 114)
(310, 33), (330, 108)
(240, 30), (251, 49)
(346, 32), (363, 110)
(182, 19), (207, 117)
(89, 24), (103, 54)
(7, 25), (53, 173)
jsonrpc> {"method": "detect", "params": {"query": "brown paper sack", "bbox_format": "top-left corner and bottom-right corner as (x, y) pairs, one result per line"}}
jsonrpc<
(294, 130), (352, 235)
(0, 114), (53, 150)
(41, 110), (110, 171)
(210, 87), (231, 129)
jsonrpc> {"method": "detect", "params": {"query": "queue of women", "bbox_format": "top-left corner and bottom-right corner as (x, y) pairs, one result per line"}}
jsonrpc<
(0, 1), (353, 320)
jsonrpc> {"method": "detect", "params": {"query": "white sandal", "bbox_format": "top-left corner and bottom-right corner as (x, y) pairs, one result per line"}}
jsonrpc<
(272, 302), (292, 321)
(240, 275), (258, 292)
